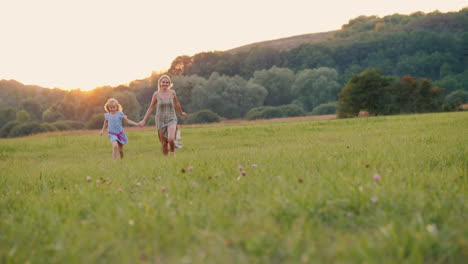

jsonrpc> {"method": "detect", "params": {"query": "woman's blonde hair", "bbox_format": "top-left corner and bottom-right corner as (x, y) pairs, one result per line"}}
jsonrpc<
(157, 75), (173, 91)
(104, 98), (123, 113)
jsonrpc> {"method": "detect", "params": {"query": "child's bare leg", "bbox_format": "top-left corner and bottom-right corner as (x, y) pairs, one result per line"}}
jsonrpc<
(112, 141), (119, 160)
(167, 125), (177, 154)
(118, 143), (124, 159)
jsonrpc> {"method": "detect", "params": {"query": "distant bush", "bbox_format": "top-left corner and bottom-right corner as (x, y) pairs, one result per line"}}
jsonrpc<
(244, 107), (269, 120)
(146, 114), (155, 126)
(259, 107), (284, 119)
(277, 104), (306, 117)
(8, 122), (48, 138)
(311, 102), (337, 115)
(442, 90), (468, 111)
(0, 121), (20, 138)
(42, 106), (65, 122)
(184, 110), (222, 124)
(16, 110), (31, 122)
(245, 104), (306, 120)
(86, 114), (105, 129)
(53, 120), (85, 131)
(0, 108), (17, 128)
(41, 123), (59, 132)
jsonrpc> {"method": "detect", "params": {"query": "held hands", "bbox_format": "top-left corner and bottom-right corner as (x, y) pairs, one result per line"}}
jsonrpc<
(137, 120), (146, 127)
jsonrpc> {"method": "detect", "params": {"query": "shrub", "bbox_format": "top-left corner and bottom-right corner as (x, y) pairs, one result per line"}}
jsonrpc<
(52, 120), (85, 131)
(260, 107), (284, 119)
(443, 90), (468, 111)
(146, 115), (155, 126)
(63, 121), (85, 130)
(41, 123), (59, 132)
(0, 108), (17, 128)
(311, 102), (338, 115)
(16, 110), (31, 122)
(42, 107), (65, 122)
(244, 107), (269, 120)
(277, 104), (306, 117)
(245, 105), (306, 120)
(0, 121), (20, 138)
(86, 114), (105, 129)
(8, 122), (48, 138)
(184, 110), (222, 124)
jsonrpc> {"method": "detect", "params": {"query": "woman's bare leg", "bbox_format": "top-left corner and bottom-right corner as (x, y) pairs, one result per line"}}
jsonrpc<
(158, 130), (169, 155)
(167, 125), (177, 154)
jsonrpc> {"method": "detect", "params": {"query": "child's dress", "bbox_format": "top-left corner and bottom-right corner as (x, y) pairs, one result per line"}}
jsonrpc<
(105, 111), (128, 144)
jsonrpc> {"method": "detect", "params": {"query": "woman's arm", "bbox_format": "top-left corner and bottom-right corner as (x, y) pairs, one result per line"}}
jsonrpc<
(172, 91), (187, 117)
(139, 92), (158, 126)
(100, 119), (108, 136)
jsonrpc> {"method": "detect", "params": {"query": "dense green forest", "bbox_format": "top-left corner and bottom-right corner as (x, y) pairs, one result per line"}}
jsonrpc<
(1, 8), (467, 138)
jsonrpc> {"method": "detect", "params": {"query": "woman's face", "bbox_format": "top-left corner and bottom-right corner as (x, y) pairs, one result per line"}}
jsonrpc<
(159, 77), (171, 90)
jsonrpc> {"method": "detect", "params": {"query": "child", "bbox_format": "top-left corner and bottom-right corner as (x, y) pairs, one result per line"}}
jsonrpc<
(100, 98), (139, 160)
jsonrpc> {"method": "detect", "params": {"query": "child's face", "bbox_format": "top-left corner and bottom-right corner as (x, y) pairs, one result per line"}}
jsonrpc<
(108, 104), (118, 113)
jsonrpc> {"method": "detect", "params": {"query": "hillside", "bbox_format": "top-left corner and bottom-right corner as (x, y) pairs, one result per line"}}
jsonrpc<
(225, 30), (338, 53)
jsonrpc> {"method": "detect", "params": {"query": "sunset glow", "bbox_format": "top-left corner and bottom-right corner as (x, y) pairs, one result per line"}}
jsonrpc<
(0, 0), (465, 91)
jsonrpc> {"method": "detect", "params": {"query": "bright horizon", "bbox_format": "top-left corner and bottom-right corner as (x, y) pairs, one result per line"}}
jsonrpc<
(0, 0), (466, 91)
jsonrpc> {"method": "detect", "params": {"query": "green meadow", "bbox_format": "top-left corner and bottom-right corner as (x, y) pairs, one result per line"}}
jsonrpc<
(1, 112), (467, 263)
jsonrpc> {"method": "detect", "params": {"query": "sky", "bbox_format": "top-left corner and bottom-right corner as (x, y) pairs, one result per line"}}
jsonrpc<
(0, 0), (466, 91)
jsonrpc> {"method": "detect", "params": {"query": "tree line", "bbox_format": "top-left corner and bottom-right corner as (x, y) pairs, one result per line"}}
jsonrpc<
(0, 8), (467, 138)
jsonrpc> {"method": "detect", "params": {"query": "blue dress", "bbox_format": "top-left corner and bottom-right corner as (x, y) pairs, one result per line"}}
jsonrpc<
(105, 111), (128, 144)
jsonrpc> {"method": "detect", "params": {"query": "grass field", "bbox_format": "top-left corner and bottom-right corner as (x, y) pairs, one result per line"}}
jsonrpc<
(1, 112), (467, 263)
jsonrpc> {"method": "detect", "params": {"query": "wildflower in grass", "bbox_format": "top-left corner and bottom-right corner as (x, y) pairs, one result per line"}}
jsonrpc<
(426, 224), (438, 235)
(117, 188), (123, 192)
(252, 164), (258, 168)
(241, 171), (247, 176)
(86, 176), (92, 182)
(136, 182), (141, 187)
(129, 219), (134, 226)
(373, 174), (381, 181)
(181, 168), (186, 173)
(161, 186), (167, 192)
(371, 196), (378, 203)
(96, 180), (102, 184)
(238, 166), (243, 172)
(106, 180), (113, 185)
(188, 166), (193, 171)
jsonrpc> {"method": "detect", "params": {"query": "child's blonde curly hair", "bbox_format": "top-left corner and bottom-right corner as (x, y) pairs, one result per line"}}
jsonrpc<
(104, 98), (123, 113)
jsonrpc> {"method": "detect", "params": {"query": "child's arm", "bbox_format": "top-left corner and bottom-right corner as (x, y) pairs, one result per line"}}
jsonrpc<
(123, 115), (139, 126)
(172, 91), (187, 117)
(138, 92), (158, 126)
(100, 119), (108, 136)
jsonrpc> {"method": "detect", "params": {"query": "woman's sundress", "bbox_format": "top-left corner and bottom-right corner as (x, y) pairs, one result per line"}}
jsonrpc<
(105, 111), (128, 144)
(155, 91), (178, 140)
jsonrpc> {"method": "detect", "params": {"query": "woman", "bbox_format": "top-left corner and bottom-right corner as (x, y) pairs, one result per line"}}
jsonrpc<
(139, 75), (187, 155)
